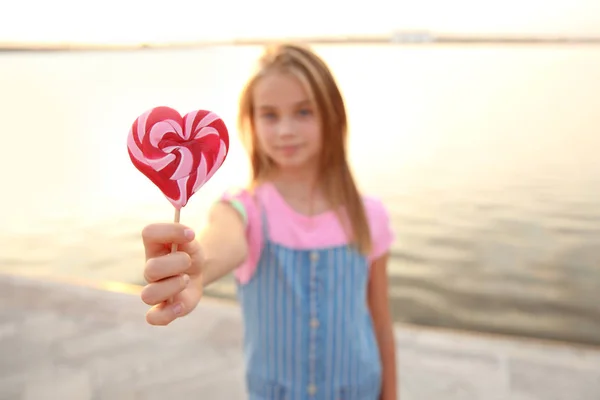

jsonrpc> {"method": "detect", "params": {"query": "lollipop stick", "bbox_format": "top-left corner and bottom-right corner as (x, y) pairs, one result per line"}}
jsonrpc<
(171, 208), (181, 253)
(166, 207), (181, 305)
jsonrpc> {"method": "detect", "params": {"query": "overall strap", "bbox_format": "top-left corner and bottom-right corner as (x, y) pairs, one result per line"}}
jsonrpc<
(258, 198), (271, 241)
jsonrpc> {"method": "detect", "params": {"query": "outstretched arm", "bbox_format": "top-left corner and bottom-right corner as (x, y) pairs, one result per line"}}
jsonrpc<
(368, 253), (398, 400)
(195, 200), (248, 288)
(139, 199), (248, 326)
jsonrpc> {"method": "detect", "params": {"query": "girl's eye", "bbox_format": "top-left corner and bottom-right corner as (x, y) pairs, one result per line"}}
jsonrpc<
(298, 108), (312, 116)
(261, 112), (277, 119)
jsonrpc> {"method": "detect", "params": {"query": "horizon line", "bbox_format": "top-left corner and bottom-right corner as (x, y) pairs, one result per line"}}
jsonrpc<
(2, 32), (600, 51)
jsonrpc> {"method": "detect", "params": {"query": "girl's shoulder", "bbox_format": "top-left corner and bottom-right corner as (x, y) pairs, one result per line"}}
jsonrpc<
(220, 186), (255, 226)
(219, 184), (268, 228)
(360, 194), (395, 262)
(361, 195), (390, 222)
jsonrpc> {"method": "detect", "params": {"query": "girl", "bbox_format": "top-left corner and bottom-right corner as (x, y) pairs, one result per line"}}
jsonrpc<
(140, 43), (398, 400)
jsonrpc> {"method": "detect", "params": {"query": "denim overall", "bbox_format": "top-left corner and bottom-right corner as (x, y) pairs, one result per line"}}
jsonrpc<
(236, 203), (382, 400)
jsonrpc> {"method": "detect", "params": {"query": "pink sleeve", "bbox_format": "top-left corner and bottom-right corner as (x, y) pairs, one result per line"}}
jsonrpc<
(366, 197), (395, 263)
(220, 188), (263, 284)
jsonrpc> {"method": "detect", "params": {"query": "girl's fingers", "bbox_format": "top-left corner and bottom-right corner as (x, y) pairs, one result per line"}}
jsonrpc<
(141, 274), (190, 306)
(142, 223), (196, 260)
(145, 287), (202, 326)
(145, 301), (184, 326)
(143, 252), (192, 283)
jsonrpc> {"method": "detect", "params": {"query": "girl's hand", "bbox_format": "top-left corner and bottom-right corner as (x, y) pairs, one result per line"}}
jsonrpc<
(140, 223), (203, 326)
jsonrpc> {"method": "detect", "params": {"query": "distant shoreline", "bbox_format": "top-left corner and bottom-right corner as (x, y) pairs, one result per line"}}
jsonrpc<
(2, 33), (600, 52)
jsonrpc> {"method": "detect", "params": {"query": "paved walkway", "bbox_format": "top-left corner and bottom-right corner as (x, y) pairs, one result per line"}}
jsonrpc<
(0, 273), (599, 400)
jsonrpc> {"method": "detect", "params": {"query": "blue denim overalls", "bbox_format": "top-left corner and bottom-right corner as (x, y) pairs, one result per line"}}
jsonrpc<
(236, 202), (382, 400)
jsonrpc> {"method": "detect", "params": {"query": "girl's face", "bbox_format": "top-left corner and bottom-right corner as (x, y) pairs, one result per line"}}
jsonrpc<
(252, 71), (322, 172)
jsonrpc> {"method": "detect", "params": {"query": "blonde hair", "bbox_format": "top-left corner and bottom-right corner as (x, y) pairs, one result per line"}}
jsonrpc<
(237, 43), (372, 255)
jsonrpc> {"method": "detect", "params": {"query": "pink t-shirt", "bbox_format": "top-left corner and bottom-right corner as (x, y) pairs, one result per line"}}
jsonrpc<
(221, 182), (395, 284)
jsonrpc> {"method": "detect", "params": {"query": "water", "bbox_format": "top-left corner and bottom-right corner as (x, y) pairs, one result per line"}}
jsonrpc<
(1, 44), (599, 345)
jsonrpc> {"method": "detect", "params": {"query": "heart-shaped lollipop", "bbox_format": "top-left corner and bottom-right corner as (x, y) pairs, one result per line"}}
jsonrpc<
(127, 106), (229, 210)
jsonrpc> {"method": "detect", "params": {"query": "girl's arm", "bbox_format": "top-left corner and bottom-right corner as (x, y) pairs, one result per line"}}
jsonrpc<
(195, 201), (249, 288)
(368, 253), (398, 400)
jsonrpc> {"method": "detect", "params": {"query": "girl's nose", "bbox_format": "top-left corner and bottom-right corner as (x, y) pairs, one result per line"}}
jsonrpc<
(276, 118), (295, 137)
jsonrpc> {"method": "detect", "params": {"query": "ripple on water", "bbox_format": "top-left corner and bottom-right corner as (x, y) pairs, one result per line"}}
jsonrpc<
(387, 273), (600, 344)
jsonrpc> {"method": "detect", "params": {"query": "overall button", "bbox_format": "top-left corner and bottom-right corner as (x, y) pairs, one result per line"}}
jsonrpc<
(307, 384), (317, 396)
(310, 251), (319, 262)
(310, 318), (320, 329)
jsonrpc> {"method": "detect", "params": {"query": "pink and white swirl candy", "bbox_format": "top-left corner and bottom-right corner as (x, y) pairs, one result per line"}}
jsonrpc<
(127, 106), (229, 209)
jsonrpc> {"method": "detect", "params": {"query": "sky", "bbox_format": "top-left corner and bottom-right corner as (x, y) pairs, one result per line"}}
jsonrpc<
(1, 0), (599, 44)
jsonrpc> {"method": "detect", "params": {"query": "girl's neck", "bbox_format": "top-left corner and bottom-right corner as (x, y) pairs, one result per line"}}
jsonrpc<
(267, 166), (329, 215)
(270, 167), (320, 199)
